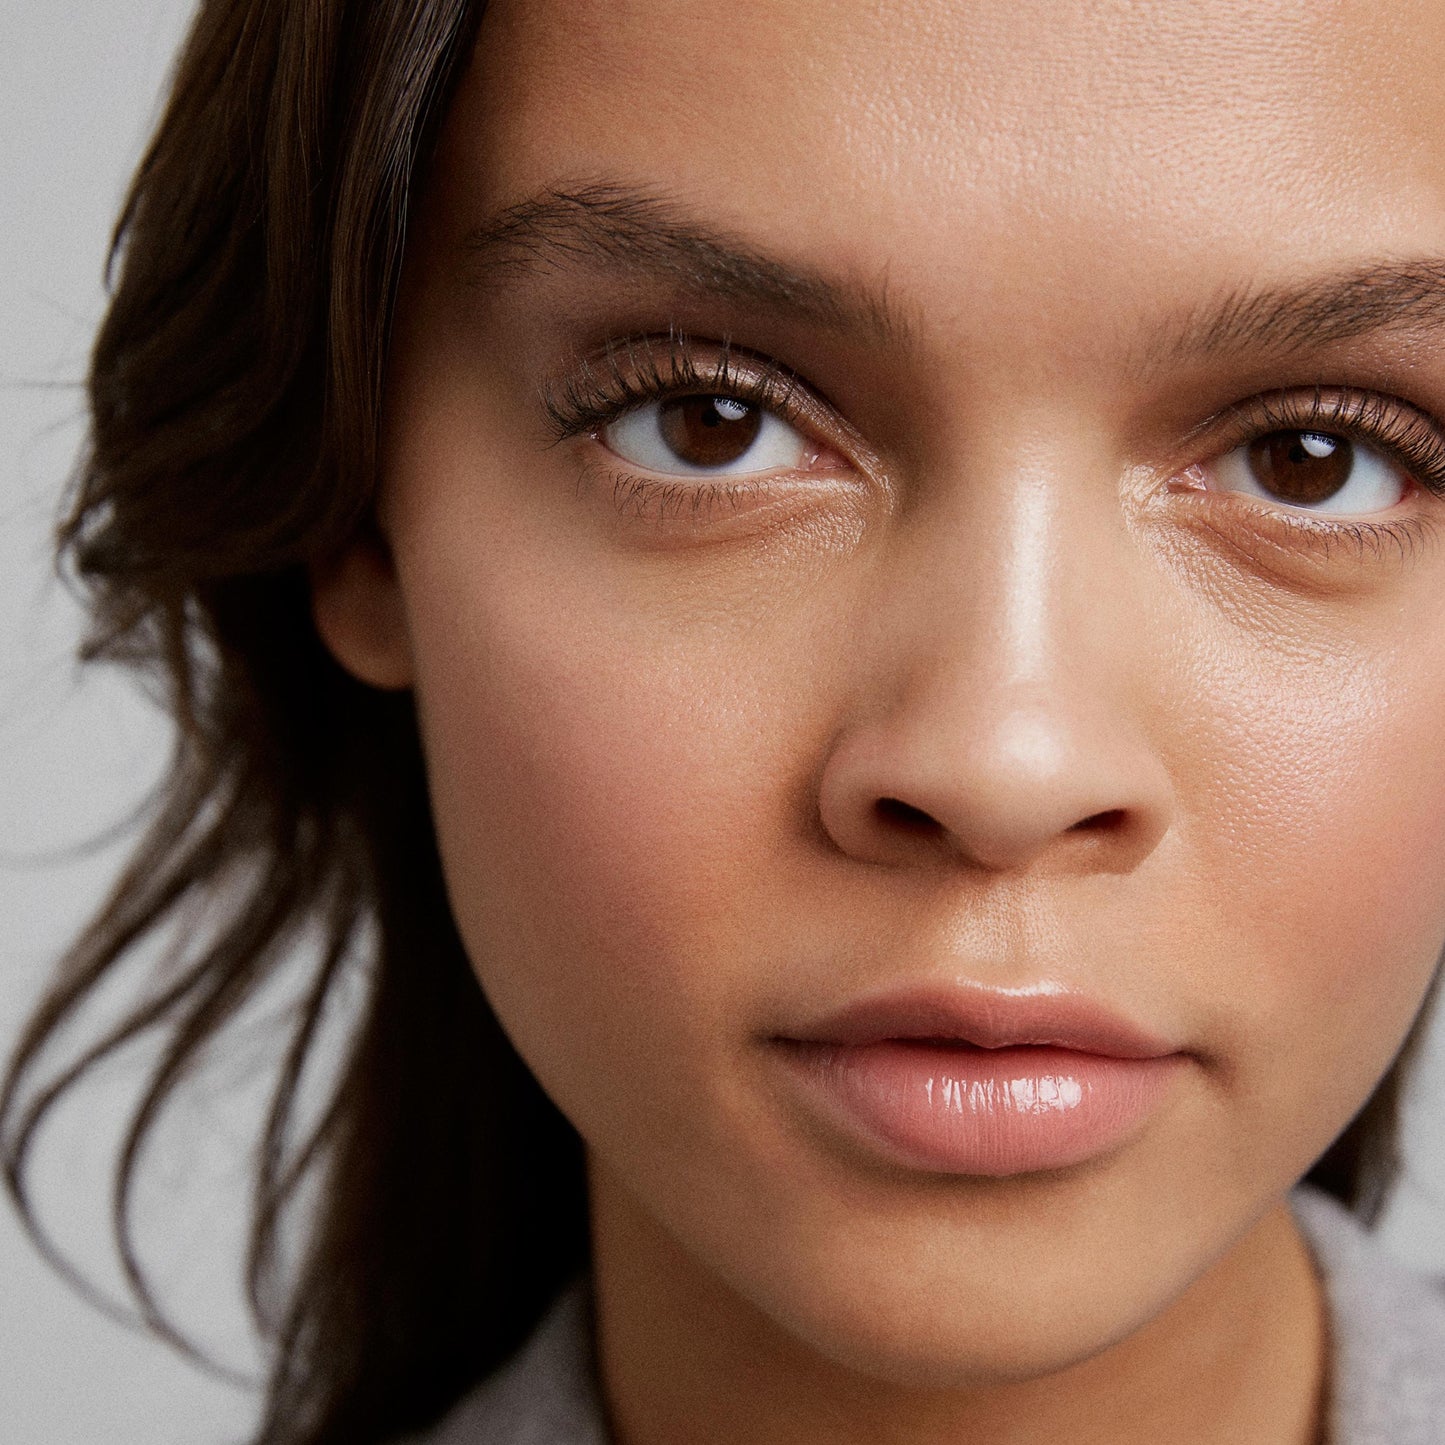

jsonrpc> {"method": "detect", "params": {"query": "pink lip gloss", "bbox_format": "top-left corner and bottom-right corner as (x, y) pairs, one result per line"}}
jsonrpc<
(775, 1038), (1183, 1176)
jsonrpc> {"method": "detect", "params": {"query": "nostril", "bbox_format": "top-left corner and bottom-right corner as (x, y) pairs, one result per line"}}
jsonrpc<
(875, 797), (941, 834)
(1071, 808), (1128, 833)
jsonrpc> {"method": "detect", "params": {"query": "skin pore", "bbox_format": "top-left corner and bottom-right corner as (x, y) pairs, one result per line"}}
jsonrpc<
(314, 1), (1445, 1441)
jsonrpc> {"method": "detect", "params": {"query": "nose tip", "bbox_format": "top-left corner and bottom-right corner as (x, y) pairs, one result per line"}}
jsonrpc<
(818, 702), (1173, 876)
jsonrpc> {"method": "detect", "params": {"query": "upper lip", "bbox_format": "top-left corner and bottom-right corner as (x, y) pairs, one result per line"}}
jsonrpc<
(778, 983), (1179, 1060)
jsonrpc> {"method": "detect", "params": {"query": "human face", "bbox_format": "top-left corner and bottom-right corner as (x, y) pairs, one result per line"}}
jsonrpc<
(325, 0), (1445, 1398)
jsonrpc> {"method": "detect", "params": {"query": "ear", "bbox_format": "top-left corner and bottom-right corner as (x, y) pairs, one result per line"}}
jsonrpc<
(311, 532), (415, 690)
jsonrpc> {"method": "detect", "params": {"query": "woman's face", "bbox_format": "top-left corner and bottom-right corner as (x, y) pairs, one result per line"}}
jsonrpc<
(322, 0), (1445, 1388)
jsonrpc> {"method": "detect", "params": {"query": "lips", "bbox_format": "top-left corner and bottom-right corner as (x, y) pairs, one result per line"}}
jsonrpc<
(770, 985), (1186, 1177)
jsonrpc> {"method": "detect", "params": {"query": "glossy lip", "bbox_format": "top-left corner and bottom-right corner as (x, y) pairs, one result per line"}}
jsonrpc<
(769, 983), (1187, 1177)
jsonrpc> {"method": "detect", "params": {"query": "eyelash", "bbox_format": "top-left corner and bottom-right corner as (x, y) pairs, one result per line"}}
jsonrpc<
(1211, 387), (1445, 496)
(541, 335), (831, 522)
(1188, 387), (1445, 561)
(542, 337), (1445, 552)
(542, 332), (805, 443)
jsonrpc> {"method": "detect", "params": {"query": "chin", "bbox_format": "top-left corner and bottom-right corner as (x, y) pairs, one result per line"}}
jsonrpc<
(680, 1149), (1235, 1391)
(752, 1237), (1182, 1389)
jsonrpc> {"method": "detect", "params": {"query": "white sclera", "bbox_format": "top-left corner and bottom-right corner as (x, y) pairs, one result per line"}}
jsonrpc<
(604, 398), (810, 478)
(1212, 432), (1409, 516)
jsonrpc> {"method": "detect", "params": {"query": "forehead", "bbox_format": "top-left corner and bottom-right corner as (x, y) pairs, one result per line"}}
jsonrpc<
(442, 0), (1445, 361)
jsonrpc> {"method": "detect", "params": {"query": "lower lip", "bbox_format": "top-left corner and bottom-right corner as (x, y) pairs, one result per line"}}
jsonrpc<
(774, 1040), (1183, 1177)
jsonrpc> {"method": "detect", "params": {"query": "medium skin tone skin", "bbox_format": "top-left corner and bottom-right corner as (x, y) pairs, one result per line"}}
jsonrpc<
(315, 0), (1445, 1440)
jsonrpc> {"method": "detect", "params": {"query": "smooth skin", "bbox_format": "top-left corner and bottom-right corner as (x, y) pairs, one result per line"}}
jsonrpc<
(315, 2), (1445, 1441)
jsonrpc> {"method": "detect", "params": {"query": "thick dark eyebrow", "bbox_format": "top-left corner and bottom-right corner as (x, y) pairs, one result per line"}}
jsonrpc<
(463, 191), (1445, 365)
(1157, 260), (1445, 364)
(460, 182), (907, 343)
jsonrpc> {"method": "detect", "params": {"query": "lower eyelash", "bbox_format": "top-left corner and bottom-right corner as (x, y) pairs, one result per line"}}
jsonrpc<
(607, 470), (772, 522)
(1301, 516), (1432, 564)
(1196, 488), (1436, 565)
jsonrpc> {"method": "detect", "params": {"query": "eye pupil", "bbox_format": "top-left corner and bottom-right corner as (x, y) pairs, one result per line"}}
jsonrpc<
(659, 395), (762, 467)
(1246, 429), (1353, 505)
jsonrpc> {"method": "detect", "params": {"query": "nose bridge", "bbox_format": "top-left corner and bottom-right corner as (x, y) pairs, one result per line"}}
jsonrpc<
(977, 462), (1063, 690)
(909, 443), (1103, 704)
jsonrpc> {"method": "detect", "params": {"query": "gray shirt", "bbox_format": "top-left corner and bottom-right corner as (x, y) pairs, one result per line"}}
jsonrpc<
(419, 1187), (1445, 1444)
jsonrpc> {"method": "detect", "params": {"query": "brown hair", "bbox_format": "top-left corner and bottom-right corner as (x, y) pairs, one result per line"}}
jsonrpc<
(1, 3), (584, 1442)
(0, 1), (1427, 1441)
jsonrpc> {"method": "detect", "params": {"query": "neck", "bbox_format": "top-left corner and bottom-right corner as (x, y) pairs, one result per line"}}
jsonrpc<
(588, 1171), (1325, 1445)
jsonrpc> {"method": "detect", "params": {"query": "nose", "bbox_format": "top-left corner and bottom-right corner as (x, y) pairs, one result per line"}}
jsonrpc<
(818, 683), (1171, 874)
(816, 474), (1174, 876)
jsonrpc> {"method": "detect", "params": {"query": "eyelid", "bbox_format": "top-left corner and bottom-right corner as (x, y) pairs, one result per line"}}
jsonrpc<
(538, 331), (887, 489)
(542, 333), (810, 441)
(1192, 386), (1445, 499)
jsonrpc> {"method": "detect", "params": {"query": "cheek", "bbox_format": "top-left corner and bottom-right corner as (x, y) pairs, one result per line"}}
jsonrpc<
(395, 505), (844, 1124)
(1180, 618), (1445, 1168)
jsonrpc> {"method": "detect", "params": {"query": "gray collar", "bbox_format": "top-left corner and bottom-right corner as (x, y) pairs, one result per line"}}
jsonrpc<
(1292, 1188), (1445, 1443)
(422, 1187), (1445, 1444)
(414, 1282), (607, 1445)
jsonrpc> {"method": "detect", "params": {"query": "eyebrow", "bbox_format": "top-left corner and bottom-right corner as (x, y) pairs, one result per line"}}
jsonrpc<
(461, 186), (1445, 367)
(1156, 260), (1445, 364)
(460, 182), (908, 342)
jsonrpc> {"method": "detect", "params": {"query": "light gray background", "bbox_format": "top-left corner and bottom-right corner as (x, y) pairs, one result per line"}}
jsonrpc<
(5, 4), (1445, 1443)
(3, 4), (262, 1439)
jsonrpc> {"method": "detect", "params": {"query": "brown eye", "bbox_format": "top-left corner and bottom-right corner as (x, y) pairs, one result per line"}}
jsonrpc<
(603, 392), (808, 476)
(1245, 431), (1353, 506)
(1211, 426), (1407, 516)
(658, 396), (762, 468)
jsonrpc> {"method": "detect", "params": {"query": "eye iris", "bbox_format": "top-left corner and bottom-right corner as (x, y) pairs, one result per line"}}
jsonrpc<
(658, 395), (763, 468)
(1245, 429), (1354, 505)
